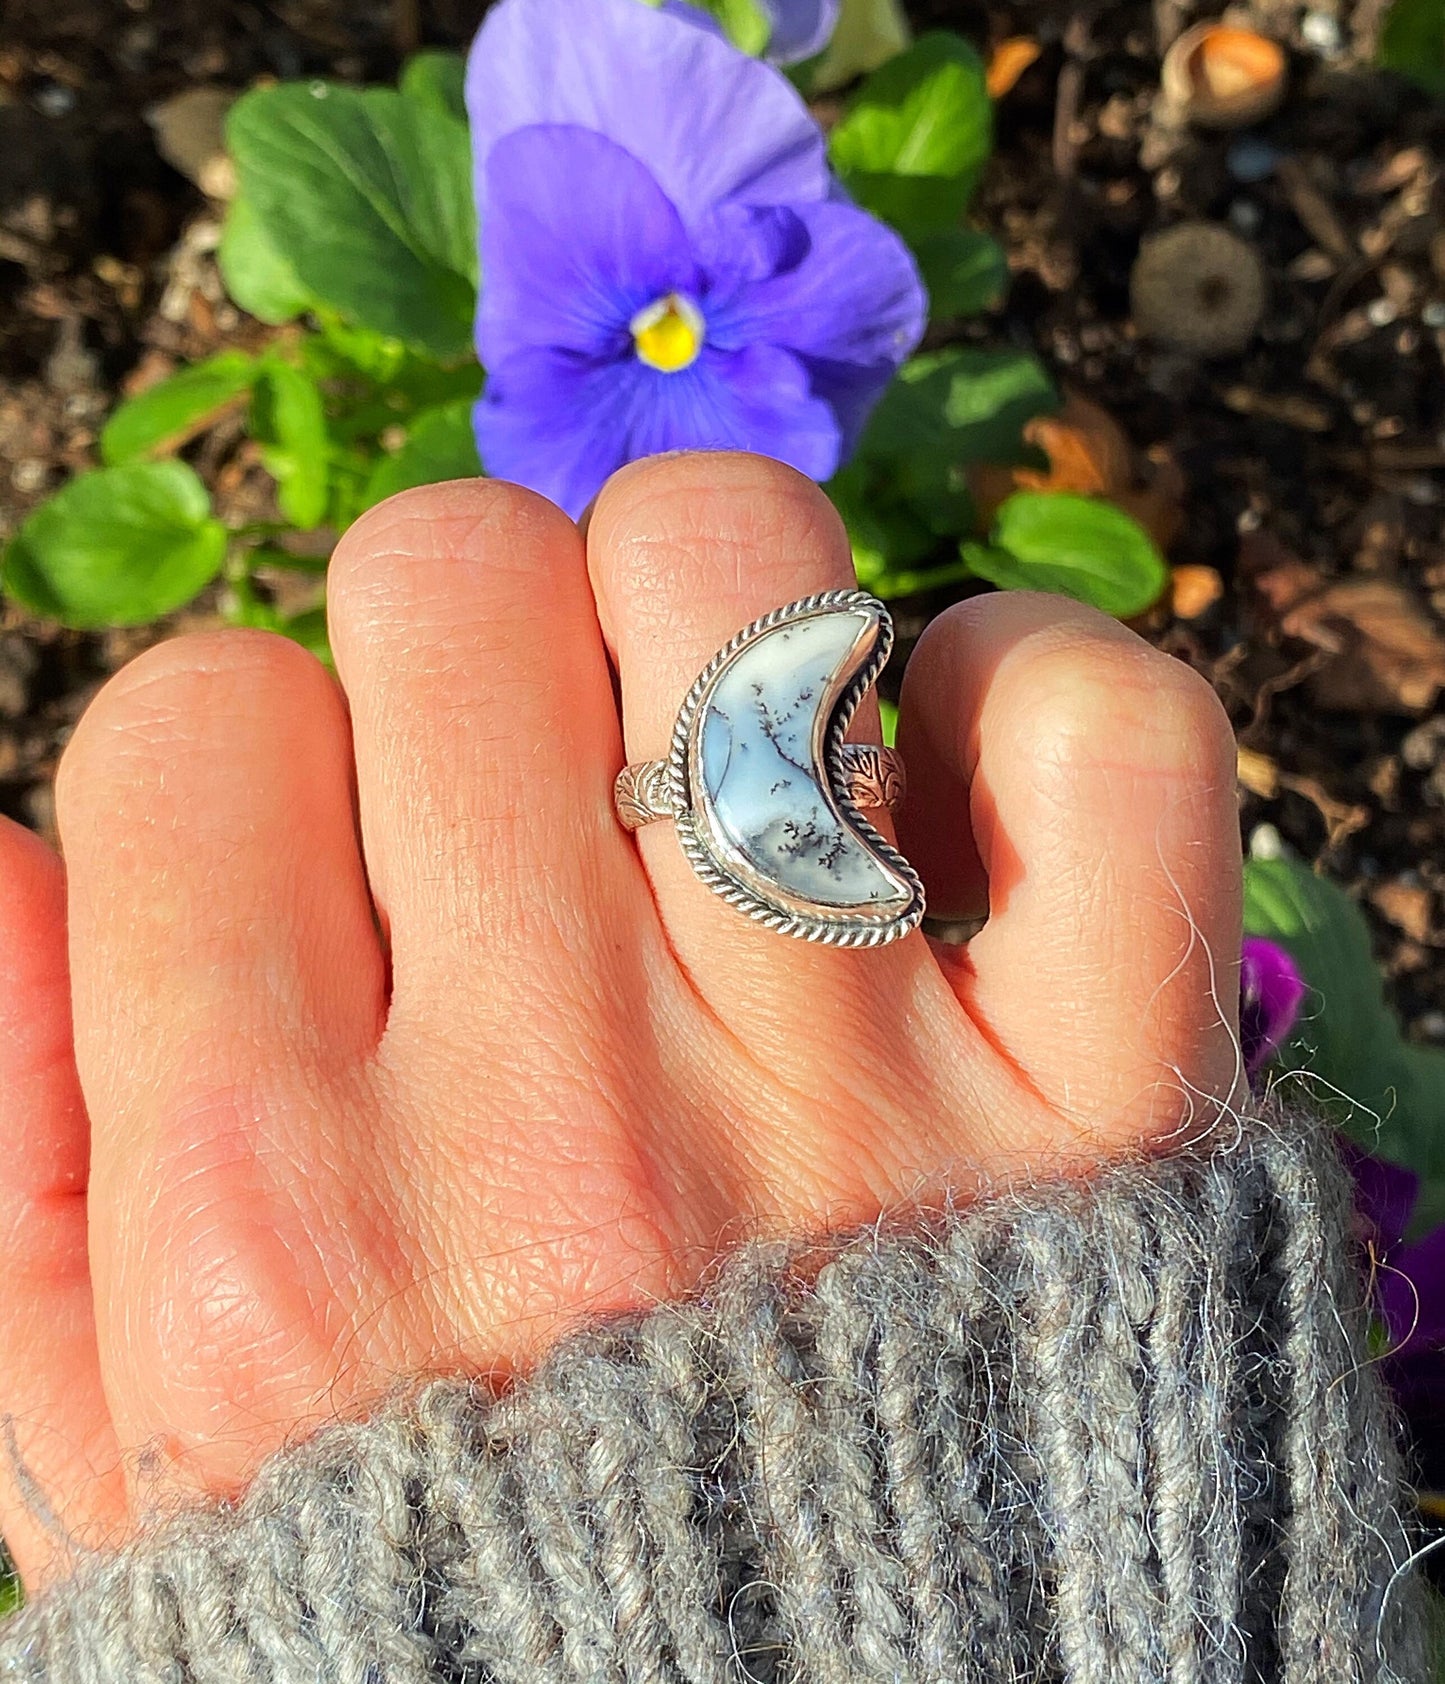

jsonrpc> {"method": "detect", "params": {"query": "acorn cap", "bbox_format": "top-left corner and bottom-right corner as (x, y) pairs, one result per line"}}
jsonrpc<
(1130, 222), (1267, 357)
(1161, 23), (1287, 129)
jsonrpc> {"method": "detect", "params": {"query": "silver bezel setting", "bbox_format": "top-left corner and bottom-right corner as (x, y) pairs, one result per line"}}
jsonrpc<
(665, 589), (925, 947)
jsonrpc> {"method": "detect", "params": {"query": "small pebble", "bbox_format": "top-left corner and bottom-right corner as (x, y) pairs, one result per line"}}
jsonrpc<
(1422, 301), (1445, 329)
(1227, 137), (1281, 184)
(11, 459), (48, 494)
(1229, 199), (1264, 236)
(1418, 1011), (1445, 1041)
(1366, 297), (1398, 328)
(1249, 823), (1285, 860)
(1300, 11), (1342, 54)
(1401, 718), (1445, 769)
(34, 82), (75, 117)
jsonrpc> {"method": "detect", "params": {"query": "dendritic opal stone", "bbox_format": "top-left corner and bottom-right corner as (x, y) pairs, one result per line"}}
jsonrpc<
(691, 608), (913, 915)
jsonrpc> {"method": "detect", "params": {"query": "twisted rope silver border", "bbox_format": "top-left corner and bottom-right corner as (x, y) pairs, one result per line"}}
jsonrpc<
(665, 589), (925, 948)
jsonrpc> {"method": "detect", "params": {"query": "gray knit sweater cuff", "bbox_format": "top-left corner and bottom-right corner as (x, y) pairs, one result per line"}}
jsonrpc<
(0, 1114), (1430, 1681)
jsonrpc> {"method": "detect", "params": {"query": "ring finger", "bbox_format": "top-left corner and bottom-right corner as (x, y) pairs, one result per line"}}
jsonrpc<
(586, 452), (989, 1201)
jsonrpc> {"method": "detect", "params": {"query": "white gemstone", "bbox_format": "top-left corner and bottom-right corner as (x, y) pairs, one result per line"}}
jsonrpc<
(693, 609), (910, 912)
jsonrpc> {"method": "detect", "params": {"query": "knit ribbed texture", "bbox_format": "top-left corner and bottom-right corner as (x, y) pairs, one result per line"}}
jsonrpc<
(0, 1114), (1429, 1682)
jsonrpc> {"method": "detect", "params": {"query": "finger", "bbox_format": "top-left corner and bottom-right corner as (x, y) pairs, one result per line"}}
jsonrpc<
(325, 482), (717, 1348)
(57, 631), (393, 1487)
(0, 817), (124, 1586)
(326, 480), (650, 1041)
(586, 452), (988, 1199)
(897, 592), (1243, 1145)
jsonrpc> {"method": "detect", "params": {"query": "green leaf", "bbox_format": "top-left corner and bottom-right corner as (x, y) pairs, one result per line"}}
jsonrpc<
(1, 463), (227, 628)
(1243, 854), (1445, 1181)
(0, 1552), (20, 1618)
(804, 0), (911, 93)
(278, 603), (332, 664)
(399, 49), (468, 123)
(217, 194), (313, 324)
(361, 397), (483, 510)
(226, 82), (477, 360)
(305, 315), (412, 386)
(101, 352), (258, 466)
(829, 33), (992, 235)
(1379, 0), (1445, 95)
(968, 492), (1167, 618)
(224, 576), (331, 665)
(829, 348), (1053, 590)
(695, 0), (772, 54)
(638, 0), (770, 53)
(913, 227), (1008, 317)
(255, 361), (331, 530)
(867, 347), (1056, 469)
(828, 459), (975, 596)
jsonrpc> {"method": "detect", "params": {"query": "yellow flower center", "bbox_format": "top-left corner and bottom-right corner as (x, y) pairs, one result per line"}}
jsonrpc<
(630, 293), (705, 373)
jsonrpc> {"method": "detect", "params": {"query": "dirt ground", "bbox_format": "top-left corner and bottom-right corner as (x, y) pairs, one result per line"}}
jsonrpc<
(1, 0), (1443, 1050)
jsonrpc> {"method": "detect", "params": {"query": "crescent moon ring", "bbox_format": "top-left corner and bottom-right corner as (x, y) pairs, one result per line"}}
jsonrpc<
(613, 590), (926, 947)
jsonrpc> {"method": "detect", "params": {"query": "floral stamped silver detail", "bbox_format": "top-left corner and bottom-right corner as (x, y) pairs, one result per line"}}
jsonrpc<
(614, 590), (925, 947)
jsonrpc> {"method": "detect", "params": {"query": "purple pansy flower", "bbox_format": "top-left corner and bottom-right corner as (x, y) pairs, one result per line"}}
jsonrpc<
(1239, 935), (1306, 1081)
(1237, 939), (1444, 1445)
(465, 0), (926, 518)
(1343, 1141), (1445, 1432)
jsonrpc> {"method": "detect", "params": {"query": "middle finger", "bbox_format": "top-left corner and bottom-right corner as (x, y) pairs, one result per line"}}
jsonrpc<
(586, 452), (986, 1158)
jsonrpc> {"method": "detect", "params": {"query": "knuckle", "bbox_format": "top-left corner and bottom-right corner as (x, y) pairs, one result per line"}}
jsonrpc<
(123, 1089), (340, 1444)
(329, 478), (576, 633)
(591, 451), (844, 595)
(58, 629), (313, 797)
(1009, 634), (1233, 790)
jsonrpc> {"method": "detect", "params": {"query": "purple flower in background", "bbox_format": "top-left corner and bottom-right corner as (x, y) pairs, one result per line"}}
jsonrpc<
(758, 0), (841, 62)
(663, 0), (841, 63)
(1343, 1142), (1445, 1429)
(1239, 936), (1306, 1081)
(1237, 939), (1444, 1445)
(466, 0), (925, 518)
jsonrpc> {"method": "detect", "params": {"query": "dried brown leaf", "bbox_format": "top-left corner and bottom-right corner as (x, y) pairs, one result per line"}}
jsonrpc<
(1246, 529), (1445, 714)
(987, 37), (1041, 99)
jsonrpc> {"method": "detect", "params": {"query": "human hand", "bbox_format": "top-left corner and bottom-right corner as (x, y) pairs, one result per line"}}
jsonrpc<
(0, 454), (1240, 1589)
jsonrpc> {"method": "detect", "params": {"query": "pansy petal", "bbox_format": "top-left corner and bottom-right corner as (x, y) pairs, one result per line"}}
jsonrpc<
(1385, 1221), (1445, 1352)
(659, 0), (727, 38)
(473, 349), (635, 519)
(663, 0), (840, 64)
(475, 341), (840, 518)
(704, 200), (923, 454)
(709, 199), (925, 367)
(478, 126), (696, 365)
(626, 343), (841, 480)
(466, 0), (830, 226)
(692, 203), (811, 295)
(762, 0), (842, 63)
(1344, 1139), (1419, 1254)
(1239, 936), (1306, 1078)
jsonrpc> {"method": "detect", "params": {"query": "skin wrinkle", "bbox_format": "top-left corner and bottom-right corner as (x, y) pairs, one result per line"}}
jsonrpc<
(109, 1080), (412, 1462)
